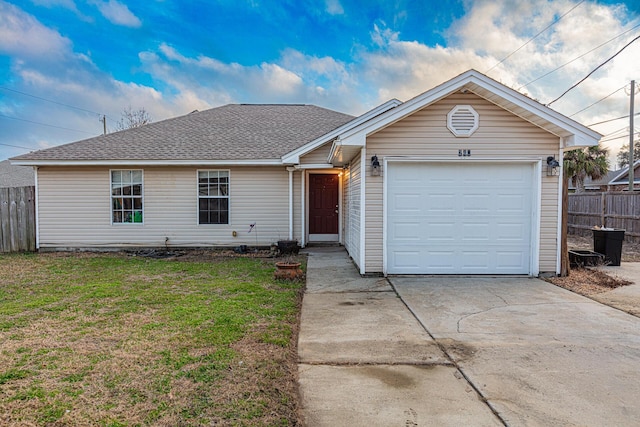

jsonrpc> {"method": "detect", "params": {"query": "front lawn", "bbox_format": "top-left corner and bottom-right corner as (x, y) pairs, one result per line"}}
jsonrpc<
(0, 252), (305, 426)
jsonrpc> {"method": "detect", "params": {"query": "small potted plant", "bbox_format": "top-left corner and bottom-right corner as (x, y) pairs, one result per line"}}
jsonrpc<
(274, 256), (304, 281)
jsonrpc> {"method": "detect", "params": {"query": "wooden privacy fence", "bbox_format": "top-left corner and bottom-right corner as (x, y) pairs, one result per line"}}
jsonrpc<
(0, 186), (36, 252)
(568, 192), (640, 241)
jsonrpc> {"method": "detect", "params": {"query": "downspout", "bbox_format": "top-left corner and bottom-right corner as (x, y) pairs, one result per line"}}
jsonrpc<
(287, 167), (295, 240)
(556, 146), (564, 275)
(359, 148), (366, 275)
(301, 171), (306, 247)
(34, 166), (40, 250)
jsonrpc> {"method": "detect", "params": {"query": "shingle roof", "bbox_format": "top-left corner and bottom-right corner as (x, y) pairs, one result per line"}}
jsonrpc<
(0, 160), (35, 188)
(11, 104), (355, 162)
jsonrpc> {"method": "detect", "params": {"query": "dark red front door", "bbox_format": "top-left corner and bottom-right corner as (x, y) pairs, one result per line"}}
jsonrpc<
(309, 174), (339, 235)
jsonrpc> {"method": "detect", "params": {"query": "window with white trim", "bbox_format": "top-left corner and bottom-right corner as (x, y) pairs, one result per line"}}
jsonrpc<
(198, 170), (229, 224)
(111, 170), (143, 224)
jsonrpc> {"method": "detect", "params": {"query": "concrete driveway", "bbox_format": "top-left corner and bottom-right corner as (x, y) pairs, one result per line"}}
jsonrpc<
(298, 248), (640, 426)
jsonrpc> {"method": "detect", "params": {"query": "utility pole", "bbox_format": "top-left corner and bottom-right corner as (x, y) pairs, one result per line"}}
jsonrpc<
(100, 115), (107, 135)
(630, 80), (635, 192)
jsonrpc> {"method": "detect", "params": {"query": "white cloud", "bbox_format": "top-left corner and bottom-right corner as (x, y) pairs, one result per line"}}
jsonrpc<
(31, 0), (78, 9)
(0, 1), (72, 58)
(91, 0), (141, 28)
(2, 0), (639, 167)
(439, 0), (640, 166)
(325, 0), (344, 15)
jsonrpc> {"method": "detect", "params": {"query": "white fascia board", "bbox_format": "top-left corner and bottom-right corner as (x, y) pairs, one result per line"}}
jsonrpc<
(467, 74), (602, 141)
(338, 69), (601, 147)
(9, 159), (283, 167)
(339, 133), (367, 147)
(293, 163), (336, 170)
(281, 99), (402, 165)
(561, 133), (603, 149)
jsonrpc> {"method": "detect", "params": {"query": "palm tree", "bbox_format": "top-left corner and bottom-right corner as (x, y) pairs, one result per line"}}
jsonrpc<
(564, 146), (609, 193)
(560, 145), (609, 276)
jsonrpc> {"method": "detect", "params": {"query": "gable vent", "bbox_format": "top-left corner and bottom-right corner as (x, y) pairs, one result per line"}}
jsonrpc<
(447, 105), (479, 137)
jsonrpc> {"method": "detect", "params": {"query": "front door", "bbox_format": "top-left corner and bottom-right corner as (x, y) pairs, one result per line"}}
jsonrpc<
(309, 174), (339, 241)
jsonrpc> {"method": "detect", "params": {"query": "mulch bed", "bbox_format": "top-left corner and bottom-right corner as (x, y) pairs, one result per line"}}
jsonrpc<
(547, 267), (632, 296)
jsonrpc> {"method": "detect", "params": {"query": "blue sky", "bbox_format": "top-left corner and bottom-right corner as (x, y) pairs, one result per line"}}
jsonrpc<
(1, 0), (639, 165)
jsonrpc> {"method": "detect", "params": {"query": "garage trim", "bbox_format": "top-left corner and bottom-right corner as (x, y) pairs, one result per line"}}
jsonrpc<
(382, 157), (542, 276)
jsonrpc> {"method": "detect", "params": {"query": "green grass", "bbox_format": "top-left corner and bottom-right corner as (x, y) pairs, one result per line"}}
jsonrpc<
(0, 252), (305, 426)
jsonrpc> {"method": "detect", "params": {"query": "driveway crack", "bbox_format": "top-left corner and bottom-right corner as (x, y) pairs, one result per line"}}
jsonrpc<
(388, 278), (508, 427)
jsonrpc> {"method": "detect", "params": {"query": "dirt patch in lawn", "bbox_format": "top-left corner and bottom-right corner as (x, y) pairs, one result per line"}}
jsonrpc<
(547, 268), (632, 296)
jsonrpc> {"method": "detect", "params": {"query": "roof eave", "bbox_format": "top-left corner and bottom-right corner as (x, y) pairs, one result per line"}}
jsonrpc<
(10, 159), (284, 167)
(338, 70), (602, 148)
(281, 99), (402, 165)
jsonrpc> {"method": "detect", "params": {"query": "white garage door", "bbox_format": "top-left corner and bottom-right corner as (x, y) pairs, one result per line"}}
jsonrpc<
(386, 162), (535, 274)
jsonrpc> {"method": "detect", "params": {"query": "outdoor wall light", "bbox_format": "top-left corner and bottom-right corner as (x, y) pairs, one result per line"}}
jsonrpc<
(371, 155), (380, 176)
(546, 156), (560, 176)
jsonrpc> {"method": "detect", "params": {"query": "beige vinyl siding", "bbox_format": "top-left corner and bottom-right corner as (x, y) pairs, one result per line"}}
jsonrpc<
(344, 152), (362, 269)
(37, 166), (291, 248)
(365, 93), (559, 273)
(540, 174), (560, 270)
(300, 142), (332, 165)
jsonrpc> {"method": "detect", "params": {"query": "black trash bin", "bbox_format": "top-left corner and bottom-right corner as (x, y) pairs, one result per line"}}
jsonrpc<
(593, 228), (625, 266)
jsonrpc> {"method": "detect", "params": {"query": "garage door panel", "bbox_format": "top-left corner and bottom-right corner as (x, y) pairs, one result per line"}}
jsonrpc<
(427, 194), (456, 212)
(462, 223), (491, 241)
(391, 193), (421, 212)
(391, 251), (421, 268)
(460, 251), (490, 267)
(387, 162), (534, 275)
(496, 194), (527, 212)
(425, 223), (456, 241)
(496, 222), (527, 241)
(462, 194), (491, 213)
(392, 222), (421, 241)
(496, 251), (527, 267)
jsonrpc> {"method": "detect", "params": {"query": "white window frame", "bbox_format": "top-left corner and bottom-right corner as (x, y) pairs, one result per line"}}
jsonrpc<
(197, 169), (230, 225)
(110, 169), (144, 225)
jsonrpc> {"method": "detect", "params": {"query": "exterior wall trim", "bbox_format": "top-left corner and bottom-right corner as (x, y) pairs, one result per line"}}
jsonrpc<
(359, 148), (366, 274)
(195, 169), (231, 227)
(288, 167), (294, 240)
(34, 167), (40, 249)
(556, 147), (565, 275)
(305, 169), (343, 244)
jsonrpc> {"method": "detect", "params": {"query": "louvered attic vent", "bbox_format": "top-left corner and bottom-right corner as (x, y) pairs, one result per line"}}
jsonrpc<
(447, 105), (479, 137)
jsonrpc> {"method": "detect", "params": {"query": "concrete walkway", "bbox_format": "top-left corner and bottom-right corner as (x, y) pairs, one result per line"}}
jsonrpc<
(298, 247), (640, 426)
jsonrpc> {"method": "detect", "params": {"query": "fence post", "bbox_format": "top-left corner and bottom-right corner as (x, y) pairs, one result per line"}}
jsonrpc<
(601, 192), (606, 228)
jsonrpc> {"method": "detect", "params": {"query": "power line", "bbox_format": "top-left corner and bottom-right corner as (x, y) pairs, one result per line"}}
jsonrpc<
(601, 131), (640, 144)
(0, 113), (97, 135)
(486, 0), (585, 73)
(602, 124), (633, 139)
(589, 112), (640, 127)
(547, 34), (640, 106)
(0, 142), (37, 150)
(518, 23), (640, 90)
(0, 86), (115, 121)
(569, 85), (627, 117)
